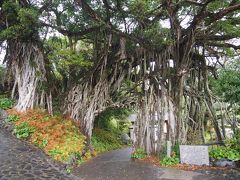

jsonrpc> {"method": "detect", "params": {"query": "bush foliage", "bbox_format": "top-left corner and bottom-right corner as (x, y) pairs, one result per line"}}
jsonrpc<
(160, 156), (180, 167)
(131, 148), (147, 159)
(95, 107), (132, 134)
(7, 109), (86, 162)
(92, 128), (123, 153)
(0, 98), (14, 109)
(209, 131), (240, 161)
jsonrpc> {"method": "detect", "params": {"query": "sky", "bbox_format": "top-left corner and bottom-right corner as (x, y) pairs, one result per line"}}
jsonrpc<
(0, 48), (5, 65)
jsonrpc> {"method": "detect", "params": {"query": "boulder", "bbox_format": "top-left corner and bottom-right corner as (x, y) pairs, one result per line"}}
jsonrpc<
(0, 109), (8, 120)
(121, 133), (131, 144)
(214, 158), (236, 167)
(234, 160), (240, 168)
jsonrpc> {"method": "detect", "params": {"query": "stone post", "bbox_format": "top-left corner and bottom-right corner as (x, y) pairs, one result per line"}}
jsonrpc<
(166, 141), (172, 157)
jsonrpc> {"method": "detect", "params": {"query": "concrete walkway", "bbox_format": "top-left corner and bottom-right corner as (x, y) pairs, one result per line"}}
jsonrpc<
(72, 148), (239, 180)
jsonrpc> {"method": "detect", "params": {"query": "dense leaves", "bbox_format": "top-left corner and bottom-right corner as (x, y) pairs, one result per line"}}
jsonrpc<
(92, 128), (124, 153)
(212, 60), (240, 104)
(0, 98), (14, 109)
(0, 1), (39, 40)
(95, 107), (132, 134)
(131, 148), (147, 159)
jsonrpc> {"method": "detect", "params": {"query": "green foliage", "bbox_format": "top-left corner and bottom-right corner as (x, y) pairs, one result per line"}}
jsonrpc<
(48, 149), (63, 157)
(160, 156), (180, 167)
(226, 130), (240, 152)
(207, 1), (229, 12)
(95, 107), (132, 134)
(128, 0), (160, 21)
(131, 148), (147, 159)
(159, 141), (180, 166)
(210, 130), (240, 161)
(5, 115), (19, 123)
(66, 167), (72, 174)
(92, 128), (123, 153)
(47, 38), (93, 71)
(160, 141), (180, 159)
(41, 139), (48, 148)
(0, 98), (14, 109)
(69, 152), (85, 165)
(0, 65), (6, 83)
(14, 122), (35, 139)
(172, 141), (180, 159)
(209, 146), (240, 161)
(211, 60), (240, 104)
(0, 1), (39, 40)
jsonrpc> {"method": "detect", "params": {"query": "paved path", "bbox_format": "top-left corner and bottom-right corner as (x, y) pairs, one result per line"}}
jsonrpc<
(73, 148), (240, 180)
(0, 127), (76, 180)
(0, 109), (239, 180)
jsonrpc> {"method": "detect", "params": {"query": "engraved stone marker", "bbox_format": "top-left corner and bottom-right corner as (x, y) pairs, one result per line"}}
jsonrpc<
(166, 141), (172, 157)
(180, 145), (209, 166)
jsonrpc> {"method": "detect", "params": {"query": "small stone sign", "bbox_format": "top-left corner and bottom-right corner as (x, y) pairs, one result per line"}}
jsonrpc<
(166, 141), (172, 157)
(180, 145), (209, 166)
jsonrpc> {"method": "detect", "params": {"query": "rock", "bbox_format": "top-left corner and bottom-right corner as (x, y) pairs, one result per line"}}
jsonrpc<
(214, 158), (236, 167)
(120, 133), (131, 144)
(0, 109), (8, 120)
(234, 160), (240, 168)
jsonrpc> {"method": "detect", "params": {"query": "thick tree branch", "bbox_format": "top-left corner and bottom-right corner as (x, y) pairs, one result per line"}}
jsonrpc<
(207, 3), (240, 25)
(196, 35), (238, 41)
(41, 22), (100, 37)
(207, 42), (240, 50)
(74, 0), (158, 51)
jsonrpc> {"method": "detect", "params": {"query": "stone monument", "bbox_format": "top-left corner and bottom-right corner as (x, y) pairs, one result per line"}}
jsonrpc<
(180, 145), (209, 166)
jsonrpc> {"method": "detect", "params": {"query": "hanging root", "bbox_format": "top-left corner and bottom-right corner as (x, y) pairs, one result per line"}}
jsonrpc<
(7, 40), (52, 113)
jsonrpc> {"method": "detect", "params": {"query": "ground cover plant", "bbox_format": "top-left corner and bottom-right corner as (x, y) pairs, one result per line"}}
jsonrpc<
(131, 148), (147, 159)
(4, 107), (125, 164)
(92, 128), (124, 154)
(0, 97), (14, 110)
(7, 109), (87, 162)
(209, 131), (240, 161)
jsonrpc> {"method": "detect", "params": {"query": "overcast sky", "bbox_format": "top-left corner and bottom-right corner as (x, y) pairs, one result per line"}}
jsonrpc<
(0, 49), (5, 65)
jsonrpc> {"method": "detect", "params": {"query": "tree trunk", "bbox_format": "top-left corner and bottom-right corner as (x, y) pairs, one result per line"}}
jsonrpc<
(7, 40), (52, 113)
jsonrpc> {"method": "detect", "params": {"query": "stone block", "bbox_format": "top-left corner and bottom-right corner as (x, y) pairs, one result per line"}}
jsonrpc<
(180, 145), (209, 166)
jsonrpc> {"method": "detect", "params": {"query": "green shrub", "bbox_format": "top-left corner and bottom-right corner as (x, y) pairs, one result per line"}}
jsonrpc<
(95, 107), (132, 134)
(0, 98), (14, 109)
(225, 130), (240, 152)
(160, 156), (180, 167)
(14, 122), (35, 139)
(70, 152), (85, 165)
(5, 115), (19, 123)
(92, 128), (123, 153)
(131, 148), (147, 159)
(209, 146), (240, 160)
(209, 131), (240, 161)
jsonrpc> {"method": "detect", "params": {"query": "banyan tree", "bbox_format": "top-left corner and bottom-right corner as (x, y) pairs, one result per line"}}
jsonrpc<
(71, 0), (240, 154)
(0, 0), (52, 113)
(1, 0), (240, 155)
